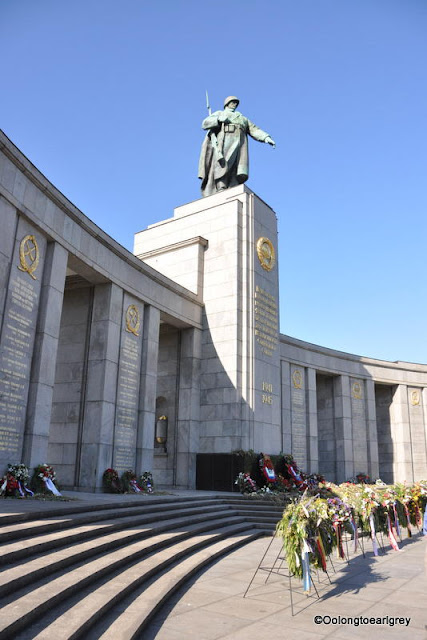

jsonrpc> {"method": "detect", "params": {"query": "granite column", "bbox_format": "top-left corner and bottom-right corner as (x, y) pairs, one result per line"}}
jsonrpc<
(79, 283), (122, 490)
(136, 305), (160, 475)
(23, 242), (68, 467)
(175, 327), (201, 488)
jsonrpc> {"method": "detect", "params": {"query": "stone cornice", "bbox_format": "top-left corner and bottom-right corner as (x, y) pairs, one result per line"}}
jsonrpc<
(0, 130), (202, 309)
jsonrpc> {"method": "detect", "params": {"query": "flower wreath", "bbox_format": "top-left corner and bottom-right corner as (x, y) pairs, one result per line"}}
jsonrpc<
(139, 471), (154, 493)
(121, 470), (144, 493)
(235, 472), (257, 494)
(285, 458), (307, 490)
(259, 454), (277, 483)
(32, 464), (61, 496)
(102, 468), (123, 493)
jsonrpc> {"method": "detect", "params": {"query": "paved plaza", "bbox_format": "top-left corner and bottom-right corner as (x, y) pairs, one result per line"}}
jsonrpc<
(1, 491), (426, 639)
(143, 515), (427, 639)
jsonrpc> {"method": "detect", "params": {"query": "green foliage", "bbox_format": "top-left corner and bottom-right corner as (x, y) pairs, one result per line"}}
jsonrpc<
(102, 468), (123, 493)
(31, 464), (58, 494)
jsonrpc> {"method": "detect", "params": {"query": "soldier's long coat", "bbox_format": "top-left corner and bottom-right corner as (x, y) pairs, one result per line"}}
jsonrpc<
(198, 109), (270, 197)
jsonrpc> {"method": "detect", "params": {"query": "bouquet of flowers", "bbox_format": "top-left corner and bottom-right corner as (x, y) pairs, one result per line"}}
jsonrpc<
(394, 482), (423, 531)
(355, 472), (370, 484)
(306, 473), (326, 491)
(276, 496), (334, 588)
(327, 496), (352, 524)
(139, 471), (154, 493)
(3, 463), (34, 497)
(8, 463), (30, 484)
(235, 472), (257, 494)
(259, 454), (277, 484)
(282, 455), (307, 491)
(121, 470), (144, 493)
(352, 485), (380, 529)
(327, 495), (355, 558)
(32, 464), (61, 496)
(0, 471), (20, 497)
(103, 468), (123, 493)
(411, 480), (427, 512)
(275, 474), (293, 491)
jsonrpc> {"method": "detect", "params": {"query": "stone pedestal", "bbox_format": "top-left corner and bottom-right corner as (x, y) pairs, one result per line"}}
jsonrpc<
(135, 185), (281, 457)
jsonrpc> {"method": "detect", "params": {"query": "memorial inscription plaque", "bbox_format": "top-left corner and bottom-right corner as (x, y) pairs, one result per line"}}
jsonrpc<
(350, 378), (368, 470)
(0, 227), (46, 465)
(112, 302), (143, 475)
(254, 285), (278, 357)
(291, 366), (307, 466)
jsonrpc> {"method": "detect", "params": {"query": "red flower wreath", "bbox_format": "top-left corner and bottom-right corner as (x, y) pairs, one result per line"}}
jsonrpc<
(259, 454), (277, 483)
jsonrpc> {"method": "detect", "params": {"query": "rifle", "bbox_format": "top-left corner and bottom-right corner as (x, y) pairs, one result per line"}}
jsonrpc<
(205, 91), (223, 161)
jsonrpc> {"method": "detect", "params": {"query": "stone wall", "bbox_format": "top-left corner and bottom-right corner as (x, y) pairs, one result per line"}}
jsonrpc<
(280, 335), (427, 483)
(49, 287), (92, 486)
(375, 384), (394, 483)
(1, 130), (426, 491)
(0, 130), (202, 490)
(154, 324), (180, 486)
(316, 374), (336, 481)
(135, 186), (281, 458)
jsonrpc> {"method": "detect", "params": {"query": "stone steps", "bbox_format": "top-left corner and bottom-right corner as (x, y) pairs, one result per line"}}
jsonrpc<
(0, 495), (281, 639)
(0, 497), (222, 543)
(0, 502), (235, 565)
(0, 495), (219, 527)
(2, 520), (250, 639)
(30, 527), (256, 640)
(92, 533), (255, 640)
(0, 512), (244, 598)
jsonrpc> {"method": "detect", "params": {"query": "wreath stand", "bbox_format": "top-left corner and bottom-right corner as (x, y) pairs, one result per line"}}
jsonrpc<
(243, 535), (329, 617)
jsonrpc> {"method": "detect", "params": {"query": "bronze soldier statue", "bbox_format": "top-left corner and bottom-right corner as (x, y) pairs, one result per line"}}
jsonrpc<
(198, 96), (275, 197)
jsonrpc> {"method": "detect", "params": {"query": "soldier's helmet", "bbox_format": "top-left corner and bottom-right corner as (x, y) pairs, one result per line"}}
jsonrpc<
(224, 96), (240, 108)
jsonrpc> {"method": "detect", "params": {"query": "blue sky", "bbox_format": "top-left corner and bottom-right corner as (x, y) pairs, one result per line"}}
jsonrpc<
(1, 0), (426, 363)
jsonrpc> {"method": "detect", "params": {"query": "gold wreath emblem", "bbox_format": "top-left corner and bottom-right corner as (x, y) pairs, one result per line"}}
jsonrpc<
(256, 237), (275, 271)
(352, 381), (362, 399)
(410, 390), (420, 406)
(18, 235), (39, 280)
(292, 369), (303, 389)
(125, 304), (140, 336)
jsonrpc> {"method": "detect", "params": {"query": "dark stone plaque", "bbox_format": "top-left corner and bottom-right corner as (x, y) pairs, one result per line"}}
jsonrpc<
(112, 300), (143, 475)
(0, 225), (46, 467)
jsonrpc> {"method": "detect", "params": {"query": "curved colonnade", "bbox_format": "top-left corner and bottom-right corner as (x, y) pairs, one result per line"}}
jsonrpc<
(0, 130), (425, 490)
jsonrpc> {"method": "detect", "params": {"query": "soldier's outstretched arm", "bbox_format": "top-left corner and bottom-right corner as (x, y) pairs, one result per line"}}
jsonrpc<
(247, 119), (275, 147)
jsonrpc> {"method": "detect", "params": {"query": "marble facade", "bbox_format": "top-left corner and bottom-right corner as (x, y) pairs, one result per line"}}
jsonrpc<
(0, 130), (426, 490)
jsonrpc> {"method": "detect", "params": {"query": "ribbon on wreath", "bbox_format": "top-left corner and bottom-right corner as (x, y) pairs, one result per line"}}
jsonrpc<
(43, 476), (61, 496)
(423, 505), (427, 536)
(333, 522), (345, 559)
(301, 539), (312, 593)
(316, 535), (327, 572)
(404, 504), (412, 537)
(246, 475), (256, 492)
(392, 505), (401, 538)
(414, 504), (422, 528)
(386, 514), (400, 551)
(286, 464), (307, 490)
(369, 514), (379, 556)
(129, 479), (142, 493)
(350, 516), (358, 554)
(260, 455), (277, 483)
